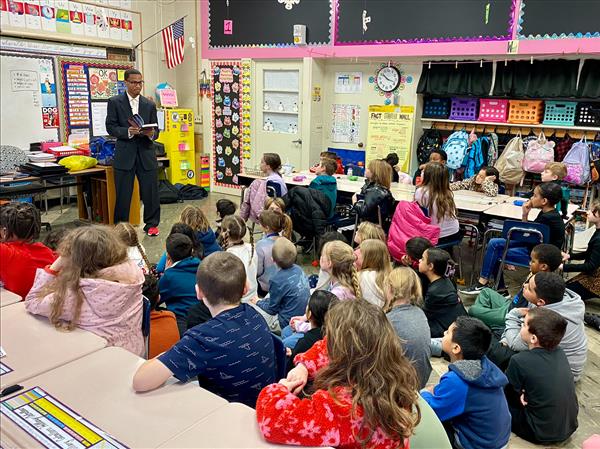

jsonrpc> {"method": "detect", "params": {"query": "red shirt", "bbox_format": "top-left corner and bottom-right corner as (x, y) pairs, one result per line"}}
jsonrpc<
(256, 338), (410, 449)
(0, 241), (56, 299)
(149, 310), (180, 358)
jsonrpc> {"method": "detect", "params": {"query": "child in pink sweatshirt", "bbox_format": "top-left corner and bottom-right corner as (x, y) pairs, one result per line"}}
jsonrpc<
(26, 225), (144, 356)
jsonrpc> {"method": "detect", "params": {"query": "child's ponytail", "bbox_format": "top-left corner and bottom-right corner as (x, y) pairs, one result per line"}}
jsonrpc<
(425, 247), (456, 279)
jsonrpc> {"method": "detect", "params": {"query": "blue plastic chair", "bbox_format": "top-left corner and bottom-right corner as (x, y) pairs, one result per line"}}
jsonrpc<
(142, 296), (151, 359)
(271, 334), (287, 379)
(493, 220), (549, 289)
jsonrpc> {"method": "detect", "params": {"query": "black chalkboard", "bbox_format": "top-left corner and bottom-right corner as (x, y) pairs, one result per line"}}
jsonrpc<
(208, 0), (331, 47)
(336, 0), (513, 44)
(519, 0), (600, 37)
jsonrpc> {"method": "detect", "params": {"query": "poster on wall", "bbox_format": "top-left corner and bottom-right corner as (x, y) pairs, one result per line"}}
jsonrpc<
(89, 67), (117, 99)
(365, 105), (414, 172)
(91, 101), (108, 136)
(1, 0), (9, 27)
(108, 9), (121, 40)
(8, 0), (26, 28)
(25, 0), (41, 29)
(211, 61), (243, 187)
(69, 1), (83, 35)
(42, 106), (59, 128)
(83, 3), (96, 37)
(331, 104), (360, 143)
(121, 11), (132, 41)
(39, 59), (56, 107)
(55, 0), (70, 33)
(95, 6), (109, 39)
(64, 63), (90, 127)
(40, 0), (56, 31)
(335, 72), (362, 94)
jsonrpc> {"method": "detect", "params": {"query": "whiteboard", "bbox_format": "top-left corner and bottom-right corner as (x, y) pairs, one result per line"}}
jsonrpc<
(0, 53), (60, 150)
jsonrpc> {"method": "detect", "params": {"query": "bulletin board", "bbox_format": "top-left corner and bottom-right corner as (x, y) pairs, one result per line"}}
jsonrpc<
(0, 52), (60, 150)
(336, 0), (514, 44)
(208, 0), (331, 47)
(58, 57), (133, 138)
(517, 0), (600, 38)
(211, 61), (245, 188)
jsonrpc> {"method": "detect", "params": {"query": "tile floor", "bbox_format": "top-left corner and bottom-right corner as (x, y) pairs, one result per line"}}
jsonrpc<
(40, 192), (600, 449)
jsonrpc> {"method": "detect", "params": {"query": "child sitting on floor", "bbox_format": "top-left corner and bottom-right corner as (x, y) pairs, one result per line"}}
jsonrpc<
(355, 239), (391, 307)
(26, 226), (144, 356)
(385, 267), (432, 389)
(401, 236), (433, 294)
(258, 300), (420, 448)
(286, 290), (338, 372)
(421, 316), (511, 449)
(562, 199), (600, 301)
(418, 247), (466, 338)
(0, 202), (55, 299)
(133, 252), (277, 407)
(158, 233), (202, 337)
(309, 157), (338, 218)
(215, 198), (237, 239)
(505, 307), (578, 444)
(251, 238), (310, 332)
(450, 166), (501, 197)
(219, 215), (258, 303)
(180, 205), (221, 257)
(114, 222), (151, 273)
(488, 272), (587, 381)
(156, 223), (202, 274)
(142, 274), (179, 359)
(464, 182), (566, 295)
(469, 243), (562, 337)
(255, 209), (293, 296)
(313, 231), (349, 291)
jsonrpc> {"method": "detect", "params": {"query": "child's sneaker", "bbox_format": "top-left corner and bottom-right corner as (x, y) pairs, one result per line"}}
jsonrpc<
(461, 282), (487, 296)
(584, 313), (600, 331)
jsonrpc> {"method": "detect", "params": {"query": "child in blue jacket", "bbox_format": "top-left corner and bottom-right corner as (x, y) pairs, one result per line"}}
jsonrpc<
(158, 233), (204, 337)
(309, 157), (337, 218)
(252, 238), (309, 332)
(421, 316), (511, 449)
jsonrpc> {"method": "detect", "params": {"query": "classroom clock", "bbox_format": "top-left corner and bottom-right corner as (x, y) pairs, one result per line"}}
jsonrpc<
(375, 65), (401, 93)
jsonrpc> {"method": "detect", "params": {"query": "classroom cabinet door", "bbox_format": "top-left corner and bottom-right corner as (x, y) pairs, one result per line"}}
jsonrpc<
(253, 61), (304, 171)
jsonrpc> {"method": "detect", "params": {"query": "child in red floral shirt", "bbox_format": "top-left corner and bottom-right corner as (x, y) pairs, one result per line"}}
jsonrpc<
(256, 300), (420, 448)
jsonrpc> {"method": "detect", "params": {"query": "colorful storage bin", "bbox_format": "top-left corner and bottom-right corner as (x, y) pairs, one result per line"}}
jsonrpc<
(478, 99), (509, 123)
(543, 101), (577, 126)
(507, 100), (544, 124)
(449, 97), (479, 121)
(423, 97), (451, 119)
(575, 102), (600, 128)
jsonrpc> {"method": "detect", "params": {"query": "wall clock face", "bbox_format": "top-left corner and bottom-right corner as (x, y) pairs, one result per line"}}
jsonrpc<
(376, 66), (400, 92)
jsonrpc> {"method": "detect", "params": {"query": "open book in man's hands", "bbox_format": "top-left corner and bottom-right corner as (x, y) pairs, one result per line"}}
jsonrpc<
(128, 114), (158, 129)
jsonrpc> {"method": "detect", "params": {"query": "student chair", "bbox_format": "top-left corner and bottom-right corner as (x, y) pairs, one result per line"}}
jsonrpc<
(493, 220), (549, 290)
(411, 397), (452, 449)
(271, 334), (287, 379)
(142, 296), (151, 359)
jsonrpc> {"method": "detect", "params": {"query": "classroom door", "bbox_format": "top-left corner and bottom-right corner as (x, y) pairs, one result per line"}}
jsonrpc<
(253, 61), (304, 171)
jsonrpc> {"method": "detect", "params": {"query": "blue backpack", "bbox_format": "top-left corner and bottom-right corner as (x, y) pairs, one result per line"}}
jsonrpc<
(462, 136), (487, 179)
(442, 130), (469, 170)
(90, 137), (116, 165)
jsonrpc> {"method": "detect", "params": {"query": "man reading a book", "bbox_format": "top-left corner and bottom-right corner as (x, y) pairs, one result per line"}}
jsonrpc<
(106, 68), (161, 236)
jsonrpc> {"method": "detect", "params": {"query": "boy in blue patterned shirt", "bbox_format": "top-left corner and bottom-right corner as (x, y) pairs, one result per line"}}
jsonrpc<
(133, 252), (277, 407)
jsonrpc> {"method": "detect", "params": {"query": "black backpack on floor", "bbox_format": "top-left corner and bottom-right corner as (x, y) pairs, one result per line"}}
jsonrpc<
(158, 179), (182, 204)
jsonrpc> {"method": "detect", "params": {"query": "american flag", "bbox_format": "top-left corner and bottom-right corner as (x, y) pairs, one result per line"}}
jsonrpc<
(162, 18), (185, 69)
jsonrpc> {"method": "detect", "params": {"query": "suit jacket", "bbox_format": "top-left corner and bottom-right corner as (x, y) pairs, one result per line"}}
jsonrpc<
(105, 92), (159, 171)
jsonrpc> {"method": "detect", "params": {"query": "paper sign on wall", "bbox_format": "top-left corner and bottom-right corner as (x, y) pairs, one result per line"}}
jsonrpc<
(11, 70), (38, 91)
(331, 104), (360, 143)
(366, 105), (414, 172)
(96, 6), (109, 39)
(91, 101), (108, 136)
(159, 89), (178, 107)
(108, 8), (121, 40)
(121, 11), (132, 41)
(83, 3), (96, 37)
(8, 0), (26, 27)
(335, 72), (362, 94)
(25, 0), (41, 29)
(1, 0), (9, 27)
(42, 106), (59, 128)
(69, 0), (83, 34)
(40, 0), (55, 31)
(224, 19), (233, 35)
(55, 0), (69, 33)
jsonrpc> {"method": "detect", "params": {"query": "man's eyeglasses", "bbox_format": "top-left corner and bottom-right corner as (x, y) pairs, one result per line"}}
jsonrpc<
(127, 80), (144, 86)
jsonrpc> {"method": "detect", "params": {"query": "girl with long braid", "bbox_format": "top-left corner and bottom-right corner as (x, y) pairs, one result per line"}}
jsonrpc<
(320, 240), (361, 300)
(114, 222), (151, 274)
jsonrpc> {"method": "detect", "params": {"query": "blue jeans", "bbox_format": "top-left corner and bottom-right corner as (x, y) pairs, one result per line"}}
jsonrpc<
(281, 325), (305, 349)
(480, 238), (530, 280)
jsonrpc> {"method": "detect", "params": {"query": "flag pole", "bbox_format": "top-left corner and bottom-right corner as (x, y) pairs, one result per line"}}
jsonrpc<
(133, 15), (188, 50)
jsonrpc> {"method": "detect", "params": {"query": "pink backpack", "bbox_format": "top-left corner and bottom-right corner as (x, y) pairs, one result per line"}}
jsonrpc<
(387, 201), (440, 262)
(522, 132), (555, 174)
(563, 138), (591, 185)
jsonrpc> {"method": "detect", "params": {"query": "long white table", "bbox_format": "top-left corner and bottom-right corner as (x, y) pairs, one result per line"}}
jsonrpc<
(0, 347), (228, 449)
(0, 288), (21, 308)
(0, 303), (107, 388)
(483, 197), (579, 220)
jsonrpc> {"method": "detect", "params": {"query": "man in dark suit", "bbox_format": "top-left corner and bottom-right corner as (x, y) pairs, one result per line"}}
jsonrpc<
(106, 69), (161, 236)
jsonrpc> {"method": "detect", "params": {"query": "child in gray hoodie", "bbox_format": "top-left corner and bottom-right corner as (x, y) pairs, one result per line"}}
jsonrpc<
(500, 272), (587, 382)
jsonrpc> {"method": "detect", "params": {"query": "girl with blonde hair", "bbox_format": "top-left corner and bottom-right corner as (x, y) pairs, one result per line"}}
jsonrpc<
(25, 225), (144, 356)
(352, 159), (394, 226)
(354, 221), (386, 245)
(180, 205), (221, 256)
(355, 239), (392, 307)
(113, 222), (150, 273)
(219, 215), (258, 303)
(385, 267), (432, 388)
(415, 162), (461, 245)
(257, 300), (421, 448)
(320, 240), (361, 300)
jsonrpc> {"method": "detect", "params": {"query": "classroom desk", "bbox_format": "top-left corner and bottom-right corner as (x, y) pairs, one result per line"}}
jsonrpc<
(0, 347), (228, 449)
(158, 402), (326, 449)
(0, 303), (107, 388)
(0, 288), (21, 308)
(483, 198), (579, 221)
